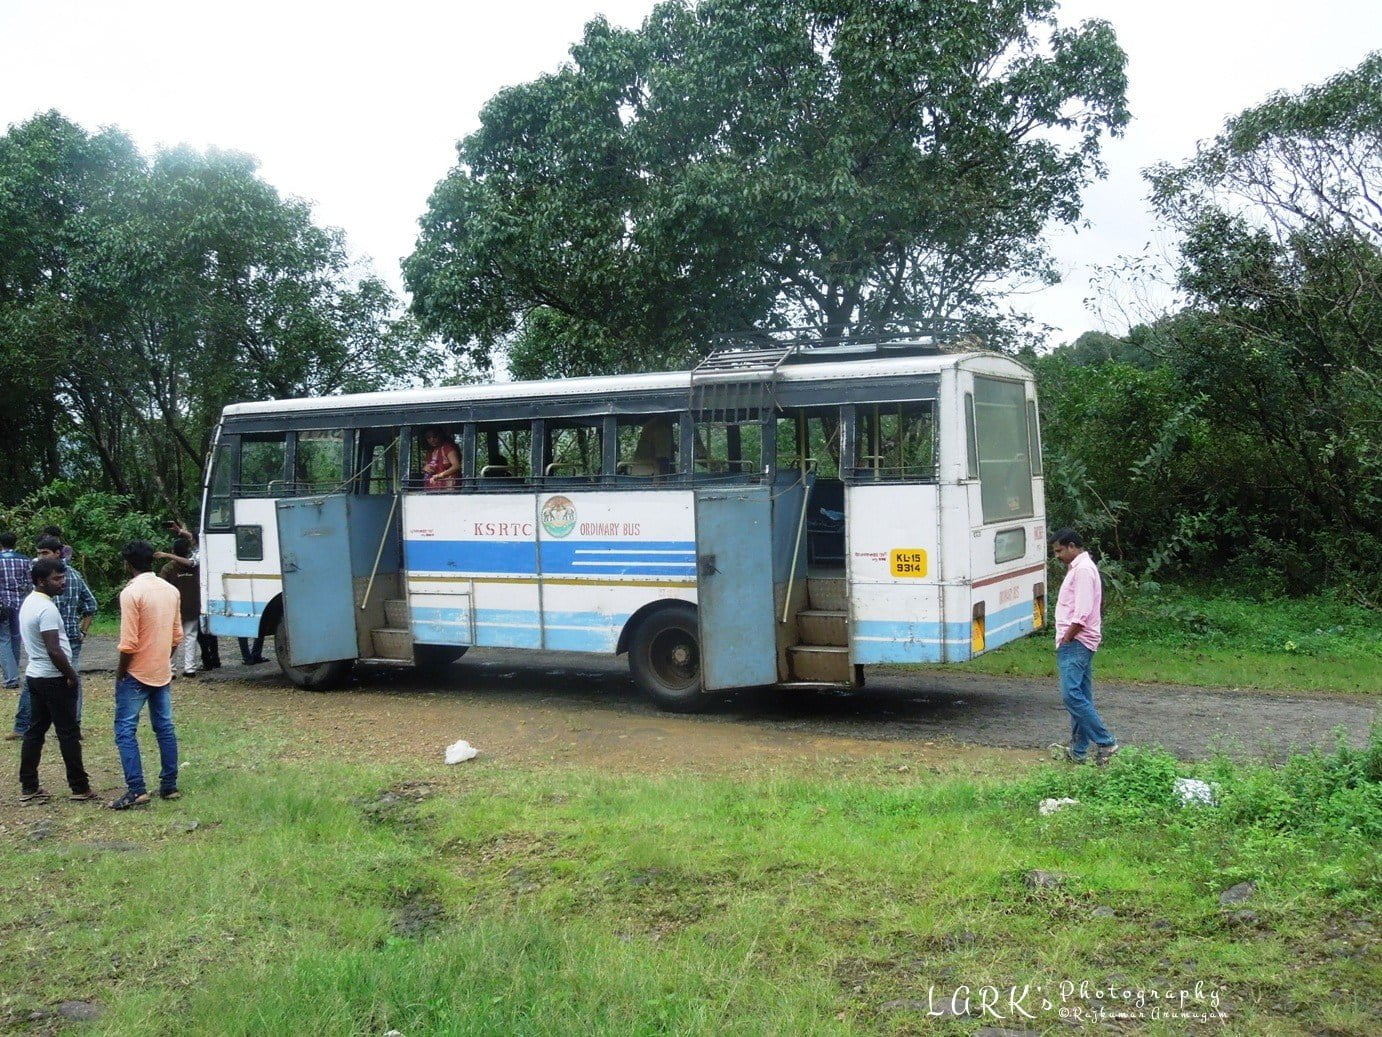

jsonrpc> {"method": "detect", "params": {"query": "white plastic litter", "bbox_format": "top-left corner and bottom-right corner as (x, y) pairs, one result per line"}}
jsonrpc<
(444, 739), (479, 765)
(1039, 797), (1080, 815)
(1174, 777), (1217, 806)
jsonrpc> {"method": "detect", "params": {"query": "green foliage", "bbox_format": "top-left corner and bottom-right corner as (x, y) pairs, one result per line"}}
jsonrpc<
(407, 0), (1129, 373)
(0, 111), (440, 516)
(1013, 727), (1382, 843)
(0, 480), (162, 605)
(1043, 54), (1382, 602)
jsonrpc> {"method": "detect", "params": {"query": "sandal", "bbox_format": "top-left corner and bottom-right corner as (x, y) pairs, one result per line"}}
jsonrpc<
(20, 787), (50, 803)
(159, 788), (181, 801)
(69, 789), (99, 802)
(108, 790), (151, 811)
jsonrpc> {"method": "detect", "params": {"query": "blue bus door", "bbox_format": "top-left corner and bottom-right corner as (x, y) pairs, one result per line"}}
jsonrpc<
(275, 495), (359, 666)
(694, 486), (779, 690)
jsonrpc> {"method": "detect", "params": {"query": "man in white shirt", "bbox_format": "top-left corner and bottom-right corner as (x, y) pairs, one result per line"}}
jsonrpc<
(17, 558), (94, 803)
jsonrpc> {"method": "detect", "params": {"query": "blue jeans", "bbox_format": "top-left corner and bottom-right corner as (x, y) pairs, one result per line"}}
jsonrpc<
(0, 608), (19, 687)
(114, 675), (179, 796)
(1057, 641), (1115, 758)
(14, 639), (83, 734)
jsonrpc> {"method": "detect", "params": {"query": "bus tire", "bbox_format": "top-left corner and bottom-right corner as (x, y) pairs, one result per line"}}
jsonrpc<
(414, 644), (468, 670)
(274, 618), (353, 691)
(629, 603), (706, 712)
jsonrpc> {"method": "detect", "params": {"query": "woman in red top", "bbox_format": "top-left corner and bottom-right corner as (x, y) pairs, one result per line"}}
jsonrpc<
(421, 426), (461, 490)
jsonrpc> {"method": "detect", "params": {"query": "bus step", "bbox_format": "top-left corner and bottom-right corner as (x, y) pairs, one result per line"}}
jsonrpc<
(787, 645), (852, 684)
(806, 576), (847, 611)
(797, 609), (848, 647)
(384, 598), (410, 628)
(370, 627), (414, 660)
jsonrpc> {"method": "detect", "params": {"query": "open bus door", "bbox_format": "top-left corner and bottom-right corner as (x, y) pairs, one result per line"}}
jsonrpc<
(275, 495), (359, 666)
(694, 485), (779, 690)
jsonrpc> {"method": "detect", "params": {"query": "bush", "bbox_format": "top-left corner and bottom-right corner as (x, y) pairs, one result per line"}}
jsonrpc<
(1008, 727), (1382, 843)
(0, 480), (164, 607)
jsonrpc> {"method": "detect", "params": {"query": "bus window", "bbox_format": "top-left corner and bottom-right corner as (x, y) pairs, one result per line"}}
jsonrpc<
(415, 425), (462, 490)
(974, 376), (1034, 522)
(205, 440), (234, 530)
(850, 402), (936, 481)
(479, 423), (531, 484)
(776, 410), (841, 478)
(239, 434), (287, 495)
(1026, 399), (1043, 477)
(693, 416), (762, 477)
(544, 420), (603, 480)
(294, 430), (344, 492)
(617, 414), (678, 477)
(357, 428), (399, 494)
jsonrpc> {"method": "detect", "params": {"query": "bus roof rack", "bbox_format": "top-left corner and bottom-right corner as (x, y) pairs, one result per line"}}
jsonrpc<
(704, 322), (982, 366)
(690, 323), (984, 420)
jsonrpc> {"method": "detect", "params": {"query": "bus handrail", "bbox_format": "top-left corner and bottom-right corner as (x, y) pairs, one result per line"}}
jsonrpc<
(781, 461), (817, 625)
(360, 492), (400, 612)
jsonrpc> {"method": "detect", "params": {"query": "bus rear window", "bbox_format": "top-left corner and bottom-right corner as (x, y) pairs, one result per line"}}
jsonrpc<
(973, 377), (1034, 522)
(850, 401), (936, 481)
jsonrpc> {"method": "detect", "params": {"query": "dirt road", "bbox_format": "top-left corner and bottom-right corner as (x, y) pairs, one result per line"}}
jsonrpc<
(58, 635), (1377, 769)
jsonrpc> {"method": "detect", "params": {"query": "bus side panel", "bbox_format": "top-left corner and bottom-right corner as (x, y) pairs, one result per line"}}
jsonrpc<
(846, 484), (961, 663)
(965, 484), (1048, 658)
(536, 490), (696, 653)
(403, 493), (540, 649)
(204, 497), (284, 638)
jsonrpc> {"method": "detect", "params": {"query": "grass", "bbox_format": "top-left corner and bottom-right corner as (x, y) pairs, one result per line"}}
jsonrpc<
(1, 710), (1377, 1035)
(953, 586), (1381, 693)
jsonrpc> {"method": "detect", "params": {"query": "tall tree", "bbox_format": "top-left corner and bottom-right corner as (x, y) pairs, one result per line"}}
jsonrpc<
(0, 112), (438, 514)
(1144, 55), (1382, 598)
(406, 0), (1128, 374)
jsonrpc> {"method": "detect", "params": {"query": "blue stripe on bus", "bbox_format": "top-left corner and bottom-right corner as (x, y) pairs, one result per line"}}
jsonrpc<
(404, 539), (696, 578)
(852, 620), (969, 664)
(205, 599), (267, 639)
(405, 540), (537, 574)
(851, 600), (1036, 663)
(410, 605), (624, 653)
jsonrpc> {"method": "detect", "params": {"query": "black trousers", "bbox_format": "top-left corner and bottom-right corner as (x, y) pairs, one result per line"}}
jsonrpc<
(198, 631), (221, 669)
(19, 675), (89, 795)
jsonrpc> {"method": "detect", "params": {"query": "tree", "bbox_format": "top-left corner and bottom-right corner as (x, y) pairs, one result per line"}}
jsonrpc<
(0, 112), (440, 515)
(1143, 55), (1382, 600)
(406, 0), (1128, 374)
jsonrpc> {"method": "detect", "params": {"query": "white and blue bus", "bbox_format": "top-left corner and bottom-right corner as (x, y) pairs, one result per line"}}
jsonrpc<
(199, 335), (1047, 711)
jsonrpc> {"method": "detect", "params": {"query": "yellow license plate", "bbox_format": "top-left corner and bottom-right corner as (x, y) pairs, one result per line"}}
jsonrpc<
(889, 548), (928, 578)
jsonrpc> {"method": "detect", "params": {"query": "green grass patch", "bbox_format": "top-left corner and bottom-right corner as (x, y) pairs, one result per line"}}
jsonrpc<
(952, 586), (1381, 693)
(1, 716), (1378, 1034)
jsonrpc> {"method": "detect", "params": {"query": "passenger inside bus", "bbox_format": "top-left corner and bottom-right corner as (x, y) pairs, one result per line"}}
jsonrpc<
(628, 415), (675, 476)
(421, 426), (461, 490)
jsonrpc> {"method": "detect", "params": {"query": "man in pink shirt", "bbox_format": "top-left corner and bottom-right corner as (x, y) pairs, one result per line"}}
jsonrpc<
(1050, 529), (1118, 766)
(109, 541), (184, 810)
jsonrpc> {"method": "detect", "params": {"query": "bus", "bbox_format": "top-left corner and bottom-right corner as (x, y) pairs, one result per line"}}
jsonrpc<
(198, 333), (1047, 711)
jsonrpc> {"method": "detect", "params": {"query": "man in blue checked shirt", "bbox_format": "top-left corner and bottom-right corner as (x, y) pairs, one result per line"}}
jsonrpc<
(0, 533), (30, 713)
(33, 536), (98, 724)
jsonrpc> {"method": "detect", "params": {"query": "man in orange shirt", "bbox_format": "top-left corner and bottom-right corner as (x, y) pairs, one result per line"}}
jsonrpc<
(109, 541), (184, 810)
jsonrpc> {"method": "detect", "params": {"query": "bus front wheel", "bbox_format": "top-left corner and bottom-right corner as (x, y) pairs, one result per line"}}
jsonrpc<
(274, 618), (354, 691)
(629, 604), (706, 712)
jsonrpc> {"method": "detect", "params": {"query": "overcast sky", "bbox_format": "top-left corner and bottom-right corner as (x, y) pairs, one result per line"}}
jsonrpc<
(2, 0), (1378, 350)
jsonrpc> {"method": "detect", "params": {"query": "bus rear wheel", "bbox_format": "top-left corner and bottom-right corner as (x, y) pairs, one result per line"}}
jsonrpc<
(274, 618), (354, 691)
(629, 604), (706, 712)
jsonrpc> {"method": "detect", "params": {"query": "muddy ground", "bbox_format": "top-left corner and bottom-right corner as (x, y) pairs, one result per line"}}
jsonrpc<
(8, 635), (1373, 783)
